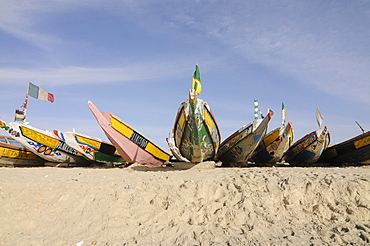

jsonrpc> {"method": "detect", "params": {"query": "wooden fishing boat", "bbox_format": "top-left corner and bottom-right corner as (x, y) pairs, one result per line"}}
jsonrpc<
(251, 121), (293, 164)
(283, 126), (330, 166)
(0, 135), (45, 167)
(170, 65), (221, 163)
(319, 131), (370, 165)
(0, 120), (90, 166)
(217, 111), (273, 165)
(88, 101), (170, 167)
(53, 130), (127, 166)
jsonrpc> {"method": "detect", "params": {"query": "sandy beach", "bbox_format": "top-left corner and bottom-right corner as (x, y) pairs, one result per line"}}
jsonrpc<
(1, 163), (369, 246)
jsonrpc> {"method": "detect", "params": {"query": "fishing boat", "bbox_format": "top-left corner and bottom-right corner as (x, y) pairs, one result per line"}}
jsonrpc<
(283, 105), (330, 166)
(251, 122), (293, 164)
(251, 103), (294, 164)
(0, 83), (89, 165)
(0, 120), (90, 166)
(88, 101), (170, 167)
(0, 135), (44, 167)
(319, 128), (370, 165)
(53, 130), (127, 166)
(217, 109), (273, 165)
(283, 127), (330, 165)
(169, 64), (221, 163)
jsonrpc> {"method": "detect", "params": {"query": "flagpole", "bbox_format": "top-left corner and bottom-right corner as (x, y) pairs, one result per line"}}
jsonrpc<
(281, 103), (285, 127)
(254, 100), (259, 120)
(23, 83), (30, 118)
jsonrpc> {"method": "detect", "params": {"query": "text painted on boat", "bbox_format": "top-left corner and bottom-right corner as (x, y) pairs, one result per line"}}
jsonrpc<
(354, 136), (370, 149)
(0, 147), (37, 159)
(56, 141), (78, 155)
(130, 131), (148, 149)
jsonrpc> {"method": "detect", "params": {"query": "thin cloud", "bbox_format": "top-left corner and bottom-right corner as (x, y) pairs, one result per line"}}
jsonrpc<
(2, 1), (369, 103)
(0, 0), (140, 51)
(0, 61), (188, 86)
(194, 1), (370, 105)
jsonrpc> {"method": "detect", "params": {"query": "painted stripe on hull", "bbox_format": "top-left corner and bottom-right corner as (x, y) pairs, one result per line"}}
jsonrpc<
(110, 114), (169, 162)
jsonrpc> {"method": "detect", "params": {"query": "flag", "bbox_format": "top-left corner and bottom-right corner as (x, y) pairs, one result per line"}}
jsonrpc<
(27, 82), (54, 103)
(191, 64), (202, 95)
(14, 109), (26, 122)
(316, 105), (324, 128)
(281, 102), (286, 126)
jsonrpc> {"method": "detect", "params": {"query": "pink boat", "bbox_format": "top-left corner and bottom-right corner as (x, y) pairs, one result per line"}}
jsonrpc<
(88, 101), (170, 167)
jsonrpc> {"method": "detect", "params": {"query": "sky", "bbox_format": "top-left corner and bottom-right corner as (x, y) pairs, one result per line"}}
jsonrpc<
(1, 0), (369, 151)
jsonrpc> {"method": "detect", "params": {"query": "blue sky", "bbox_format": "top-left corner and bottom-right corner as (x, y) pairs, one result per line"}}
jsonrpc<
(1, 0), (369, 151)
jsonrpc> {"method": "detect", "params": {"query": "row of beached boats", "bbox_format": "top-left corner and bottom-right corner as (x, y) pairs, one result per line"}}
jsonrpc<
(1, 66), (369, 167)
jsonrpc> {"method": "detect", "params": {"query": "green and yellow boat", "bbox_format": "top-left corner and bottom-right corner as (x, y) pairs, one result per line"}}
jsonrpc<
(168, 64), (221, 163)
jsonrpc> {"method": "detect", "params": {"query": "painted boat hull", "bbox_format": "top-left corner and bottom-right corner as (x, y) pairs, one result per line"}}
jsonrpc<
(217, 112), (273, 164)
(0, 135), (45, 167)
(88, 101), (170, 167)
(251, 121), (294, 164)
(172, 94), (220, 163)
(284, 127), (330, 165)
(166, 130), (191, 162)
(319, 131), (370, 165)
(0, 120), (89, 165)
(54, 131), (127, 166)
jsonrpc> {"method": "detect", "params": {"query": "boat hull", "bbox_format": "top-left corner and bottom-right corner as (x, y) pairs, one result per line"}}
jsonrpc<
(55, 131), (127, 166)
(284, 127), (330, 166)
(217, 112), (273, 164)
(319, 131), (370, 165)
(172, 97), (220, 163)
(0, 135), (44, 167)
(88, 101), (170, 167)
(251, 121), (293, 164)
(166, 130), (190, 162)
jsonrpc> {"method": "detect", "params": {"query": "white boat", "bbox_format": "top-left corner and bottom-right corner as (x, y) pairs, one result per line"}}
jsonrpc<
(1, 120), (89, 165)
(54, 130), (127, 166)
(217, 111), (273, 165)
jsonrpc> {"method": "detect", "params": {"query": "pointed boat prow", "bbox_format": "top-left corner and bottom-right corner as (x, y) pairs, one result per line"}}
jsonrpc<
(88, 101), (170, 167)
